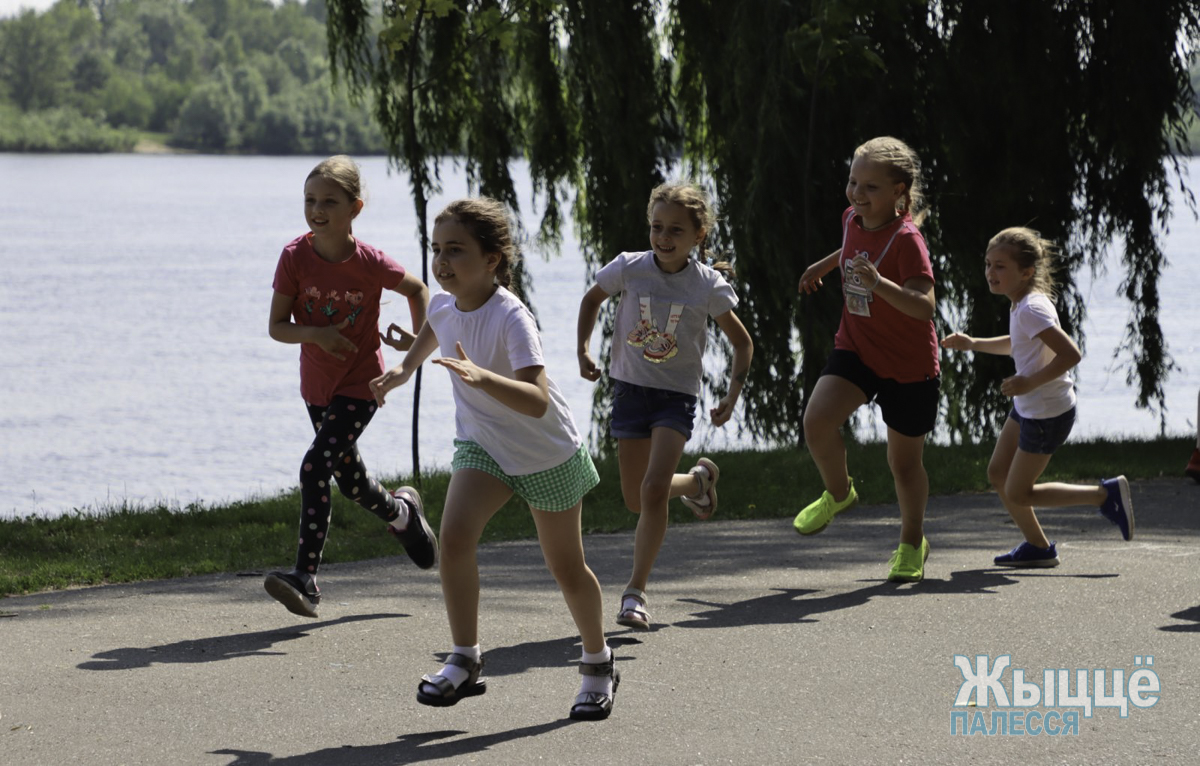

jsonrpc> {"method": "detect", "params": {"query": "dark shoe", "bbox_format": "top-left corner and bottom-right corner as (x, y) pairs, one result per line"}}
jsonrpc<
(1187, 448), (1200, 483)
(615, 587), (650, 631)
(994, 541), (1060, 568)
(388, 486), (439, 569)
(263, 570), (320, 618)
(1099, 476), (1134, 541)
(570, 654), (620, 721)
(417, 653), (487, 707)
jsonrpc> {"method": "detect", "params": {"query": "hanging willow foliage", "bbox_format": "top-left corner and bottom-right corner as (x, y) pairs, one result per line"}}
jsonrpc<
(324, 0), (1198, 451)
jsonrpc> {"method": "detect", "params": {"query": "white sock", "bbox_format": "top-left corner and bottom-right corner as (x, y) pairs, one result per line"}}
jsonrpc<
(424, 644), (479, 692)
(579, 647), (614, 696)
(388, 494), (411, 531)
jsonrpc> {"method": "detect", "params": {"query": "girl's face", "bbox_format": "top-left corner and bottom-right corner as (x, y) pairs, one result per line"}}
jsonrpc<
(984, 245), (1033, 301)
(845, 157), (906, 229)
(304, 176), (361, 239)
(648, 201), (705, 273)
(431, 219), (500, 307)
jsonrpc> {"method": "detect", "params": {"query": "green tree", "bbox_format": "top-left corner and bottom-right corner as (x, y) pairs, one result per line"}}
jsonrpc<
(0, 9), (72, 110)
(323, 0), (1198, 447)
(172, 66), (243, 148)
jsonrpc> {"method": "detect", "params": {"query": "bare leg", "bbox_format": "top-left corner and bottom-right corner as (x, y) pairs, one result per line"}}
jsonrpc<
(886, 427), (928, 548)
(620, 427), (689, 593)
(437, 469), (513, 647)
(803, 375), (868, 502)
(531, 502), (606, 654)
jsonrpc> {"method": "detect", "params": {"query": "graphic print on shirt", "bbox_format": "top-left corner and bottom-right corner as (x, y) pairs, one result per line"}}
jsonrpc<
(843, 250), (875, 318)
(301, 287), (366, 323)
(625, 294), (685, 364)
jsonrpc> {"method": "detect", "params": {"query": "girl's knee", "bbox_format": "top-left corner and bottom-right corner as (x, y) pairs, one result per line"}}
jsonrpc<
(639, 477), (672, 510)
(1005, 481), (1034, 506)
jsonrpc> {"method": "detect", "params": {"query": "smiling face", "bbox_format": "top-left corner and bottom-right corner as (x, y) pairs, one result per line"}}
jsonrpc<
(304, 175), (361, 241)
(431, 218), (500, 309)
(845, 157), (906, 230)
(984, 244), (1033, 302)
(648, 201), (705, 273)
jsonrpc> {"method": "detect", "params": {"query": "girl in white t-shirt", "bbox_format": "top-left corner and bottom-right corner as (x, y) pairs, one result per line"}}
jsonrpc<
(370, 198), (617, 721)
(942, 227), (1134, 568)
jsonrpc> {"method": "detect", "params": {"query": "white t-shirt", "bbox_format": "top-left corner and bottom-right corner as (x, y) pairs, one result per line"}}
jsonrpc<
(426, 288), (582, 475)
(595, 251), (738, 396)
(1010, 292), (1076, 419)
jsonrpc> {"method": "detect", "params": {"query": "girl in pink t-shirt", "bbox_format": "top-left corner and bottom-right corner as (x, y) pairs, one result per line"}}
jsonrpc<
(793, 136), (940, 583)
(262, 155), (437, 619)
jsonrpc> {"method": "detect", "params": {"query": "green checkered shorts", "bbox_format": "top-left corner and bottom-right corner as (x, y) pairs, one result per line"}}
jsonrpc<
(451, 440), (599, 512)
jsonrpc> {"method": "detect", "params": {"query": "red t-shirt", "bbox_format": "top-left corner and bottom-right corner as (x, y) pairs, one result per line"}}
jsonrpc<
(272, 234), (406, 406)
(832, 208), (940, 383)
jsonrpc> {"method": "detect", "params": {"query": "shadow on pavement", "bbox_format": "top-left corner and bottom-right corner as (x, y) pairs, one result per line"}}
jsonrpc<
(77, 613), (404, 670)
(211, 720), (576, 765)
(1159, 604), (1200, 632)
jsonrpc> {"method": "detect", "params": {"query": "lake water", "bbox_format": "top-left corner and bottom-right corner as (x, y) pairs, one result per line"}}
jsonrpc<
(1, 154), (1196, 519)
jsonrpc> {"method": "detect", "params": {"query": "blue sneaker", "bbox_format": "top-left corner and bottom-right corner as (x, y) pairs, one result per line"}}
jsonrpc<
(994, 541), (1060, 568)
(1099, 476), (1134, 541)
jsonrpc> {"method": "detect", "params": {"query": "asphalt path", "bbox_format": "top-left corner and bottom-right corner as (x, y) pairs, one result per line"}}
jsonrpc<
(3, 478), (1198, 765)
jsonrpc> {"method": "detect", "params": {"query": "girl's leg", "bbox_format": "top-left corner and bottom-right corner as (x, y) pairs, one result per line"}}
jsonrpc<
(617, 438), (702, 515)
(530, 502), (605, 654)
(988, 418), (1053, 548)
(803, 375), (868, 501)
(886, 427), (929, 548)
(623, 427), (689, 594)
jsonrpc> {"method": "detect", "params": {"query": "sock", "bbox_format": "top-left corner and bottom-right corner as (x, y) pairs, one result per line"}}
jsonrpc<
(387, 494), (411, 532)
(579, 647), (614, 696)
(621, 593), (644, 616)
(685, 466), (710, 504)
(423, 644), (480, 693)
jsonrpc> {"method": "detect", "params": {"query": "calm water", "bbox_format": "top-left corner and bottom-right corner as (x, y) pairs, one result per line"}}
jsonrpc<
(1, 154), (1196, 518)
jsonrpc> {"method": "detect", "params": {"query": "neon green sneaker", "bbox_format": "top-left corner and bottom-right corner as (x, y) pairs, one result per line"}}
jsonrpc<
(792, 479), (858, 535)
(887, 537), (930, 582)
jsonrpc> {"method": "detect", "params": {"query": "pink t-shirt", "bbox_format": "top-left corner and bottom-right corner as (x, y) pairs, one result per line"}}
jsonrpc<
(272, 233), (405, 405)
(832, 208), (940, 383)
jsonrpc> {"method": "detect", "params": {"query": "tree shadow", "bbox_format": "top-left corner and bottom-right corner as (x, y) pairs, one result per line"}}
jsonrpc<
(672, 569), (1025, 629)
(1159, 605), (1200, 632)
(77, 613), (404, 670)
(211, 720), (576, 766)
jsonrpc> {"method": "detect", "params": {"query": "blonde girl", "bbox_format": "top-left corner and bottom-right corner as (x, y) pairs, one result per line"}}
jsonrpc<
(942, 227), (1133, 567)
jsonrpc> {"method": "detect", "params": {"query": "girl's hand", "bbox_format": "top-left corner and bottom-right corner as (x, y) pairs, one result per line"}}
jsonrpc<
(710, 393), (738, 427)
(315, 318), (358, 361)
(798, 263), (826, 294)
(941, 332), (975, 352)
(1000, 375), (1032, 397)
(369, 366), (411, 406)
(850, 254), (881, 290)
(381, 323), (417, 352)
(433, 342), (490, 388)
(578, 350), (601, 382)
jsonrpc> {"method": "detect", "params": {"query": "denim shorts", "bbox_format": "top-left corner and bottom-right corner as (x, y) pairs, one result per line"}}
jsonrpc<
(1009, 406), (1076, 455)
(610, 379), (699, 440)
(451, 440), (599, 511)
(821, 349), (940, 437)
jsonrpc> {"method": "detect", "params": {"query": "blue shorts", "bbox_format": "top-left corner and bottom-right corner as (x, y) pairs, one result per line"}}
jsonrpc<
(610, 379), (698, 440)
(1009, 406), (1076, 455)
(821, 349), (940, 437)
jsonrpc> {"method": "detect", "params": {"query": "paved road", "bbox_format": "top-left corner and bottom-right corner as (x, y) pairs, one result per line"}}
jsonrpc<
(3, 478), (1198, 765)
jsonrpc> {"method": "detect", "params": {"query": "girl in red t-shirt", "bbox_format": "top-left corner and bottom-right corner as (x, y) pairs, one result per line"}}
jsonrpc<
(793, 136), (940, 583)
(262, 156), (437, 618)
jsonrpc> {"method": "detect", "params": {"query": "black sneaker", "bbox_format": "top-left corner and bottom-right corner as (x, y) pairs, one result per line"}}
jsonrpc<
(388, 486), (439, 570)
(264, 570), (320, 618)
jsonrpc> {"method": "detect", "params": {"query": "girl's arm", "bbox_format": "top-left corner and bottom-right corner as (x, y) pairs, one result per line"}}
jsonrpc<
(1000, 325), (1082, 398)
(433, 342), (550, 418)
(577, 283), (610, 381)
(847, 255), (935, 321)
(381, 271), (430, 352)
(798, 249), (842, 294)
(268, 290), (358, 360)
(941, 332), (1012, 356)
(710, 310), (754, 426)
(369, 320), (440, 405)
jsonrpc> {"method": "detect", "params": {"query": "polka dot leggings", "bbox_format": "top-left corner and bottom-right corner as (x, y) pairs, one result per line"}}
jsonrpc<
(295, 395), (399, 574)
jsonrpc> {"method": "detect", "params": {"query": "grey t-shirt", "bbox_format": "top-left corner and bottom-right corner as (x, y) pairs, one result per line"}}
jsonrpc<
(595, 251), (738, 396)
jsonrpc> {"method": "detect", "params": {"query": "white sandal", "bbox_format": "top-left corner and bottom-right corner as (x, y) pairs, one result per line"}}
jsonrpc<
(615, 587), (650, 631)
(681, 457), (719, 520)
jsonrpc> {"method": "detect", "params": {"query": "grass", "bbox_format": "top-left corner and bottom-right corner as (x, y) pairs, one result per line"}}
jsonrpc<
(1, 437), (1192, 597)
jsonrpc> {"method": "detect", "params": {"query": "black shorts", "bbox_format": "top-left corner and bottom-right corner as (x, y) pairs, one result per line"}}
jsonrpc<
(821, 349), (940, 437)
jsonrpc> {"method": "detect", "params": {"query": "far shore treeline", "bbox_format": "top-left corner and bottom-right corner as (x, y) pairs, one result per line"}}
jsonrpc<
(0, 0), (385, 153)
